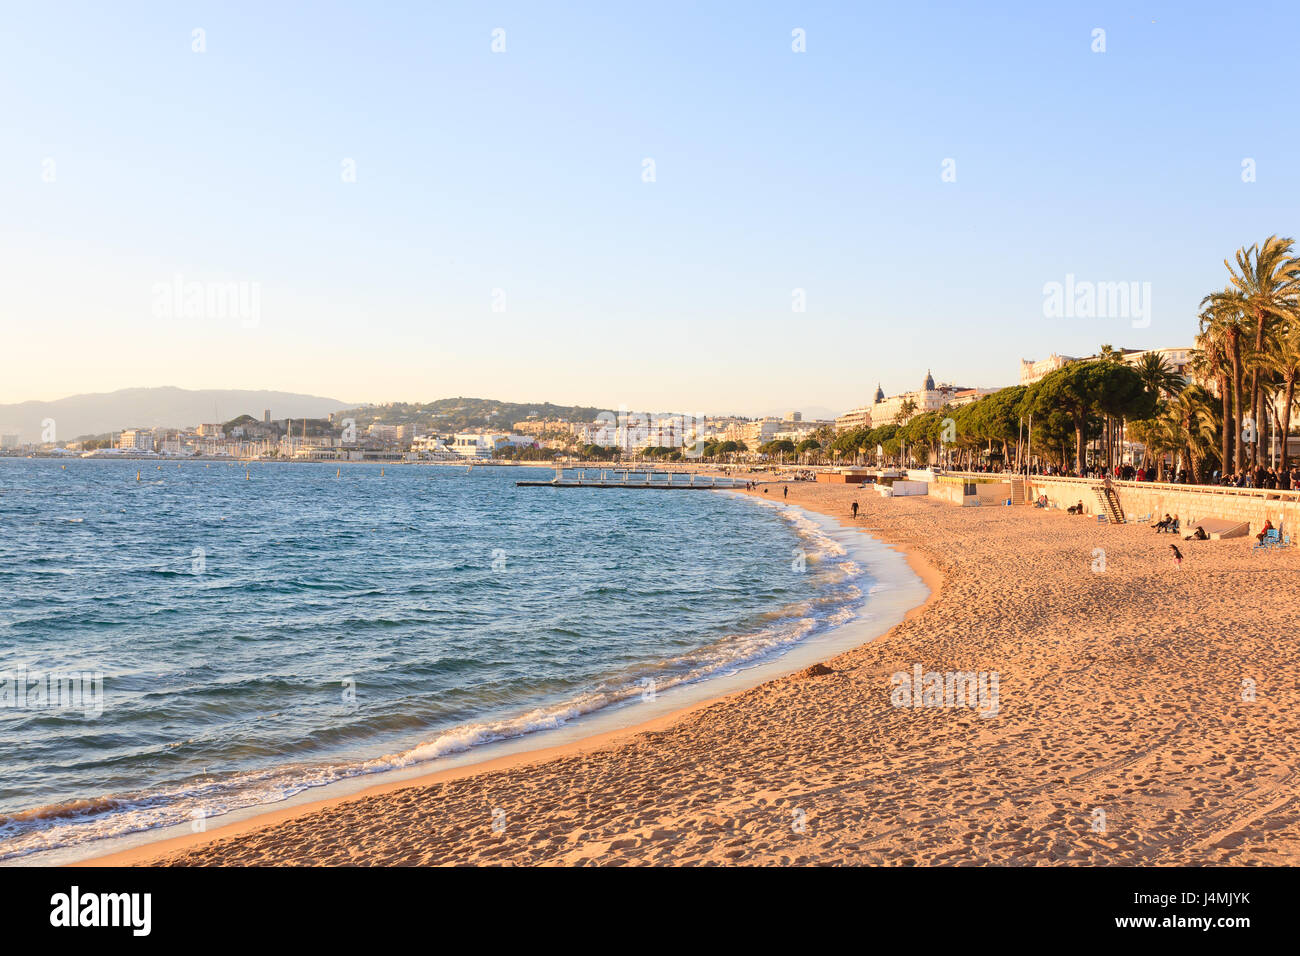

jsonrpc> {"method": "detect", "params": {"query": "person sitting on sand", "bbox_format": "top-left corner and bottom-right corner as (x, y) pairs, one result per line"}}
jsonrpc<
(1185, 525), (1208, 541)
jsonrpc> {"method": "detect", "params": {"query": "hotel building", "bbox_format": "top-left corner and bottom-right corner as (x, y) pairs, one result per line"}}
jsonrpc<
(118, 429), (155, 452)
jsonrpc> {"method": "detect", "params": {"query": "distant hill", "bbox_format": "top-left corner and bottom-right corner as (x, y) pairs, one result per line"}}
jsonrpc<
(0, 387), (353, 443)
(331, 397), (615, 434)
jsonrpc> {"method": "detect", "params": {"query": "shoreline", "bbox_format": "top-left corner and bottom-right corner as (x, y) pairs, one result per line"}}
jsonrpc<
(67, 484), (934, 867)
(69, 476), (1300, 866)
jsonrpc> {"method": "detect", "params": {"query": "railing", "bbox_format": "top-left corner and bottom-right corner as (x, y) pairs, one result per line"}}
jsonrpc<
(1025, 475), (1300, 503)
(941, 470), (1299, 502)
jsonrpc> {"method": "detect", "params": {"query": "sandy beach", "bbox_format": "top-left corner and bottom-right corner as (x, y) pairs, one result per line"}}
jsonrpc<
(85, 480), (1300, 866)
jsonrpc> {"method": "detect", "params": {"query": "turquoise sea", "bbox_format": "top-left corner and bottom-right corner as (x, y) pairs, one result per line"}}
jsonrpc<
(0, 459), (878, 861)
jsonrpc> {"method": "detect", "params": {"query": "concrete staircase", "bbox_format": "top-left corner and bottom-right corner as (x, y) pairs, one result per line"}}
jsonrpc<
(1092, 483), (1125, 523)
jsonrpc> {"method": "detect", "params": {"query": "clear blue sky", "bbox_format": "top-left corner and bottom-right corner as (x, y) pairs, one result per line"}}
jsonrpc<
(3, 1), (1297, 415)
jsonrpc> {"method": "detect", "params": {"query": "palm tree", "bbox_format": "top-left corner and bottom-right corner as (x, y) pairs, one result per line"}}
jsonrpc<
(1202, 236), (1300, 469)
(1192, 319), (1233, 479)
(1134, 352), (1184, 399)
(1131, 411), (1178, 481)
(1169, 385), (1219, 483)
(1198, 294), (1249, 472)
(894, 397), (917, 425)
(1255, 318), (1300, 471)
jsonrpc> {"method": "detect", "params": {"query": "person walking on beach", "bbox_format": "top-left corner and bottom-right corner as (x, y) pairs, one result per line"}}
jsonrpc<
(783, 485), (788, 499)
(851, 501), (859, 519)
(1170, 544), (1183, 567)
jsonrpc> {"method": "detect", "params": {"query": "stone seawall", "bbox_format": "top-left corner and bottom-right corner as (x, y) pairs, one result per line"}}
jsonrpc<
(1026, 477), (1299, 535)
(927, 478), (1014, 507)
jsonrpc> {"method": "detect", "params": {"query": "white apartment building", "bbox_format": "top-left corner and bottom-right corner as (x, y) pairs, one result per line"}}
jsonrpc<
(1123, 347), (1193, 377)
(948, 387), (1000, 407)
(740, 417), (787, 447)
(836, 385), (887, 432)
(411, 434), (448, 454)
(118, 429), (155, 452)
(835, 406), (873, 431)
(1020, 348), (1193, 386)
(449, 433), (535, 458)
(1019, 354), (1079, 386)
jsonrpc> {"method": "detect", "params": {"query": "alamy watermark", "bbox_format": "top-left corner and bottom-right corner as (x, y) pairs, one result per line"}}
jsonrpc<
(588, 406), (710, 458)
(152, 274), (261, 328)
(2, 669), (104, 717)
(1042, 274), (1151, 328)
(890, 664), (999, 718)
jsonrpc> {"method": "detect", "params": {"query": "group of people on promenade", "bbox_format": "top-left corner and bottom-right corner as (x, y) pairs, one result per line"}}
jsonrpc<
(1214, 467), (1298, 490)
(964, 461), (1299, 491)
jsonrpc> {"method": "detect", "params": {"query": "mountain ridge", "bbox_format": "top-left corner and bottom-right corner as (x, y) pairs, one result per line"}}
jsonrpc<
(0, 387), (354, 443)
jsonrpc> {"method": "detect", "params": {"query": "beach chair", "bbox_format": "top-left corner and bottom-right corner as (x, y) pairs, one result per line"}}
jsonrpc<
(1131, 512), (1152, 524)
(1253, 529), (1281, 551)
(1096, 513), (1108, 524)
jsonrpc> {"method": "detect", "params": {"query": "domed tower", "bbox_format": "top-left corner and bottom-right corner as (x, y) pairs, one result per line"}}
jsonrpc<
(873, 383), (885, 403)
(923, 369), (935, 391)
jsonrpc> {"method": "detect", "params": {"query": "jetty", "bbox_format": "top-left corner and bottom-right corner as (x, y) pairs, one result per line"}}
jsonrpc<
(517, 467), (748, 490)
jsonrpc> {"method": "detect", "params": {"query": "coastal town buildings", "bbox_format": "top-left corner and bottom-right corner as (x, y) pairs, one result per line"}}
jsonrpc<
(870, 372), (982, 427)
(834, 376), (997, 433)
(448, 433), (536, 459)
(1020, 347), (1194, 386)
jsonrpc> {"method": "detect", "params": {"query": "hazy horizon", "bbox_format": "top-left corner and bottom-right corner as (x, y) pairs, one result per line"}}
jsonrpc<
(0, 383), (843, 424)
(5, 1), (1297, 409)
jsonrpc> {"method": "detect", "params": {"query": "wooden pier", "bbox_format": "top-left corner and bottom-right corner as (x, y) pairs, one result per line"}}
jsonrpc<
(517, 468), (748, 490)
